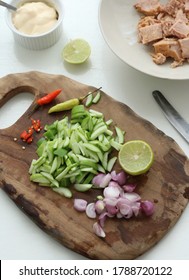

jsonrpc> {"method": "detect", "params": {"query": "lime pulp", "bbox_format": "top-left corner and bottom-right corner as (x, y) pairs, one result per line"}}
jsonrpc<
(118, 140), (154, 175)
(62, 39), (91, 64)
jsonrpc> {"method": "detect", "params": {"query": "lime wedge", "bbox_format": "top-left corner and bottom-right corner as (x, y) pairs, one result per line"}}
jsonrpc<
(62, 39), (91, 64)
(118, 140), (154, 175)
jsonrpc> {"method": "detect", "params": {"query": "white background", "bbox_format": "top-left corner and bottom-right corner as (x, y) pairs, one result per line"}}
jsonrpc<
(0, 0), (189, 260)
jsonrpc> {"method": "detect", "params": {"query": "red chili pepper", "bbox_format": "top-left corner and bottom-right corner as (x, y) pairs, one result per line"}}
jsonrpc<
(27, 127), (33, 134)
(31, 119), (42, 132)
(20, 119), (43, 145)
(20, 130), (29, 141)
(20, 128), (33, 141)
(26, 136), (33, 144)
(37, 89), (62, 106)
(28, 89), (62, 117)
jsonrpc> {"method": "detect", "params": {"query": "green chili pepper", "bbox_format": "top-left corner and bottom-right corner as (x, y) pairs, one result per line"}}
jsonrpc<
(48, 98), (80, 114)
(48, 87), (102, 114)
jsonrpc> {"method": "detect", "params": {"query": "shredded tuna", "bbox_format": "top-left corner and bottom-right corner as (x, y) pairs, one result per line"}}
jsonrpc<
(134, 0), (189, 67)
(175, 9), (188, 23)
(139, 23), (163, 44)
(152, 52), (167, 64)
(185, 0), (189, 11)
(171, 59), (184, 67)
(170, 20), (189, 38)
(134, 0), (162, 16)
(179, 37), (189, 57)
(153, 38), (182, 60)
(163, 0), (185, 15)
(138, 16), (160, 28)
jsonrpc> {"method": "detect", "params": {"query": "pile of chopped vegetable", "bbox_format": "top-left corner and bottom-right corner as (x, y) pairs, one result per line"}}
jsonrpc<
(29, 93), (155, 239)
(74, 171), (154, 237)
(29, 104), (125, 197)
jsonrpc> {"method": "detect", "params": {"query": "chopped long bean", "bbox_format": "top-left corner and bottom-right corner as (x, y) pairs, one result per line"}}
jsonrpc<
(29, 105), (125, 197)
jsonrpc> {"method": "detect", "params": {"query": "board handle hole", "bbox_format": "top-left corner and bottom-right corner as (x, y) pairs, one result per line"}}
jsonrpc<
(0, 92), (34, 129)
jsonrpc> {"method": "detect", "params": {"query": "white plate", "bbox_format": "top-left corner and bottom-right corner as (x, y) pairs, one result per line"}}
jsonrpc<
(98, 0), (189, 80)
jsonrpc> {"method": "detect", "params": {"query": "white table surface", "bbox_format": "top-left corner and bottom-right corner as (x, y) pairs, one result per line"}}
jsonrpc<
(0, 0), (189, 260)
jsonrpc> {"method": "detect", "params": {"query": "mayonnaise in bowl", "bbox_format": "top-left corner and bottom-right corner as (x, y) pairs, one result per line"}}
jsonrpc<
(12, 1), (59, 35)
(6, 0), (63, 50)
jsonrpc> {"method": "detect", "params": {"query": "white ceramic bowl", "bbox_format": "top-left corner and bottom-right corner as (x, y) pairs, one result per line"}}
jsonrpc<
(6, 0), (63, 50)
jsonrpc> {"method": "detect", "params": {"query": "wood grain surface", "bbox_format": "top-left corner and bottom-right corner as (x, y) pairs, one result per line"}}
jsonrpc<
(0, 71), (189, 259)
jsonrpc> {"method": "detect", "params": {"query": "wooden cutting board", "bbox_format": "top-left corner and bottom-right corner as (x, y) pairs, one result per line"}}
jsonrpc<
(0, 71), (189, 259)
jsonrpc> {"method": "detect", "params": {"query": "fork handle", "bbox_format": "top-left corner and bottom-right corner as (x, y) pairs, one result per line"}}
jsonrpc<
(0, 0), (17, 11)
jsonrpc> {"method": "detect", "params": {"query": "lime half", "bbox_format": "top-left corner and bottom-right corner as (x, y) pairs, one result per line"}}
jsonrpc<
(118, 140), (154, 176)
(62, 39), (91, 64)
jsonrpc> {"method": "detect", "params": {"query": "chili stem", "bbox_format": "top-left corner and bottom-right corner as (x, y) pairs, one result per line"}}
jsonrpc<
(79, 87), (102, 102)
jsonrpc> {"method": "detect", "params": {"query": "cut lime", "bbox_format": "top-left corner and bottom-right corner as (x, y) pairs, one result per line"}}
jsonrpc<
(118, 140), (154, 175)
(62, 39), (91, 64)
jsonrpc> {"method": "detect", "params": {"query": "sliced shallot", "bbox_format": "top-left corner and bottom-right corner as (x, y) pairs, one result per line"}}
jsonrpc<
(74, 170), (155, 238)
(122, 183), (136, 193)
(74, 198), (87, 212)
(141, 200), (155, 216)
(92, 173), (112, 188)
(103, 184), (121, 199)
(95, 200), (105, 214)
(93, 222), (106, 238)
(86, 202), (96, 218)
(111, 170), (127, 185)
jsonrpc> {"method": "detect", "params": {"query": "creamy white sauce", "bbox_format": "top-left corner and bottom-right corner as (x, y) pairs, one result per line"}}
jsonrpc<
(12, 2), (58, 35)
